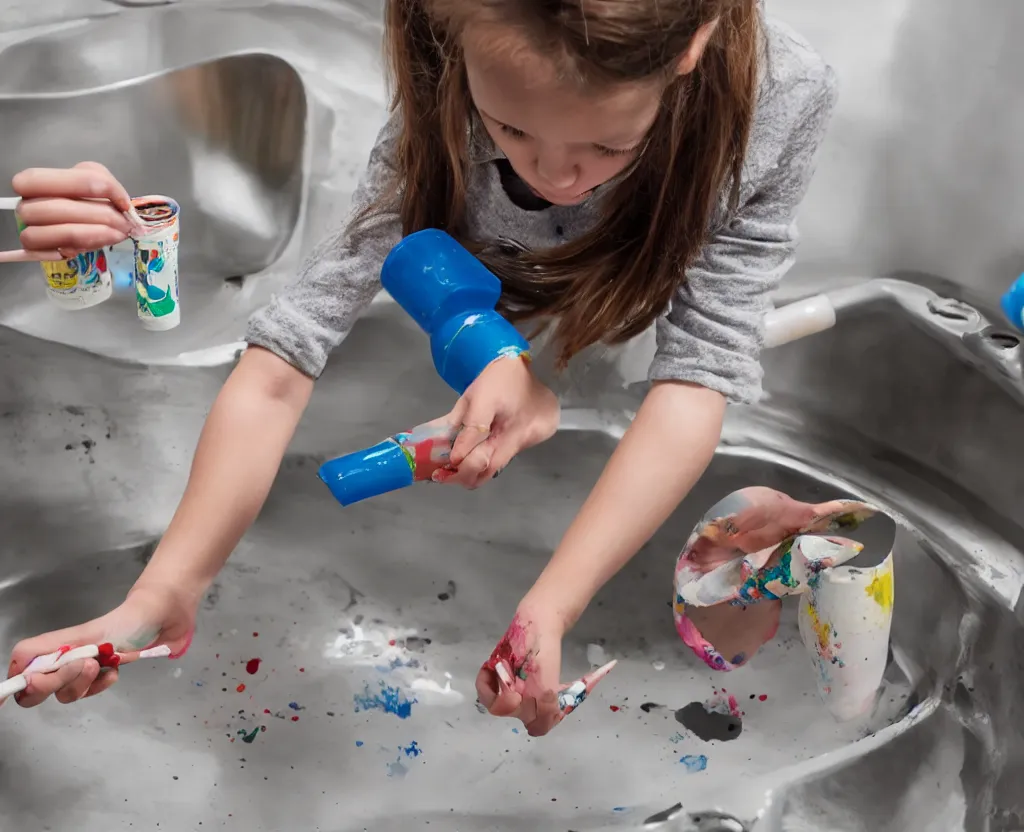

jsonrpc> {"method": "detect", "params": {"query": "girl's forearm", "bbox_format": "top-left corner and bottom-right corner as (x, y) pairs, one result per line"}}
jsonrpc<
(135, 347), (314, 603)
(524, 381), (726, 629)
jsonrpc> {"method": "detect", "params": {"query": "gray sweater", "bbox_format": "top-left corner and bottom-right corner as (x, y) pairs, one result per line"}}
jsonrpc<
(246, 19), (836, 404)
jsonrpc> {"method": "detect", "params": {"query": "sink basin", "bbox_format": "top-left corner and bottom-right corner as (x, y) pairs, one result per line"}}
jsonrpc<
(1, 3), (1023, 831)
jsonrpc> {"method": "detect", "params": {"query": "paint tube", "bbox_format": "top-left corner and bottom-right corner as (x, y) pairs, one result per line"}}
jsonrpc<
(132, 195), (181, 331)
(17, 215), (113, 311)
(798, 549), (895, 721)
(318, 422), (459, 507)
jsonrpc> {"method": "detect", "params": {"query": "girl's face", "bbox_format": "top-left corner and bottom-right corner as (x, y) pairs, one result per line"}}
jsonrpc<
(464, 28), (662, 207)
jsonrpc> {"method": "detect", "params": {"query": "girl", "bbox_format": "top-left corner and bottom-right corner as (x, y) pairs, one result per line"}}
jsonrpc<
(3, 0), (836, 738)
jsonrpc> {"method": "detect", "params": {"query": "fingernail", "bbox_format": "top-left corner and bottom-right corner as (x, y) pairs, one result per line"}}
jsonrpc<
(492, 467), (504, 479)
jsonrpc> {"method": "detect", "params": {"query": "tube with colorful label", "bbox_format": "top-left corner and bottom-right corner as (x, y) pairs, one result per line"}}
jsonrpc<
(132, 195), (181, 331)
(318, 230), (530, 506)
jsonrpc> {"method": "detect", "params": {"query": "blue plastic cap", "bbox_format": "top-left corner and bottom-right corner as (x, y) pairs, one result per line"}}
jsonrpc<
(317, 439), (414, 507)
(381, 229), (502, 334)
(431, 310), (531, 393)
(1000, 273), (1024, 332)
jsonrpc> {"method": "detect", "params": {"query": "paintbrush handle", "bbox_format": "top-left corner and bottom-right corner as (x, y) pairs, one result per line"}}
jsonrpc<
(0, 643), (172, 703)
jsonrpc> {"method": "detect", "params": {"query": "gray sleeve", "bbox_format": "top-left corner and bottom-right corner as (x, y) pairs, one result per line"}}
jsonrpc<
(245, 111), (403, 379)
(648, 67), (838, 404)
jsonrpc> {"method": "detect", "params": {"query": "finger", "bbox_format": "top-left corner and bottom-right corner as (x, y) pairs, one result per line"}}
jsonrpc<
(16, 659), (93, 708)
(17, 196), (133, 234)
(83, 668), (120, 698)
(18, 223), (128, 255)
(54, 659), (101, 704)
(472, 433), (523, 485)
(476, 666), (524, 719)
(12, 165), (132, 213)
(0, 248), (64, 263)
(439, 440), (495, 489)
(449, 400), (495, 467)
(526, 688), (562, 737)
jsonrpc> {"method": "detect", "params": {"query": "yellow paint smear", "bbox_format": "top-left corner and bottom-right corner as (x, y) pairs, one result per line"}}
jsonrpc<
(865, 565), (894, 612)
(805, 600), (832, 657)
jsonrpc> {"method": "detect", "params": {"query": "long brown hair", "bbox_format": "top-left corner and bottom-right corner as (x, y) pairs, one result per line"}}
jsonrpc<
(373, 0), (762, 366)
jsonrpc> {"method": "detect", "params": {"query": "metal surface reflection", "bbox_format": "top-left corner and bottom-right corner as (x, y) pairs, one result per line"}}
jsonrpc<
(0, 2), (1022, 832)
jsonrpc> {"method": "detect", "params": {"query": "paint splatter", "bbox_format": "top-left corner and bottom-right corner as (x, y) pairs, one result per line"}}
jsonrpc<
(354, 682), (417, 719)
(609, 705), (621, 712)
(252, 632), (259, 637)
(640, 702), (663, 713)
(245, 658), (262, 675)
(865, 567), (894, 611)
(291, 716), (300, 722)
(288, 701), (305, 711)
(386, 759), (408, 778)
(401, 741), (422, 758)
(355, 741), (364, 747)
(675, 702), (742, 742)
(236, 683), (246, 693)
(679, 754), (708, 772)
(485, 613), (531, 681)
(805, 598), (846, 667)
(758, 694), (768, 702)
(669, 732), (686, 744)
(241, 727), (260, 744)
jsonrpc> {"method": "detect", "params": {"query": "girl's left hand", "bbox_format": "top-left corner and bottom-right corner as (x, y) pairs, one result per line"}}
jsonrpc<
(433, 355), (559, 488)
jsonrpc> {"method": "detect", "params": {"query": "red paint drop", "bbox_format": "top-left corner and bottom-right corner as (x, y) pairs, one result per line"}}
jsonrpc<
(291, 716), (300, 722)
(264, 709), (271, 714)
(609, 705), (621, 712)
(299, 667), (305, 673)
(245, 658), (262, 675)
(758, 694), (768, 702)
(236, 683), (246, 693)
(215, 653), (220, 659)
(388, 640), (396, 646)
(252, 632), (259, 637)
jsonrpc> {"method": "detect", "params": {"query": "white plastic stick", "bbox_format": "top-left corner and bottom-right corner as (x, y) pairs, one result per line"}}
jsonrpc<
(0, 197), (19, 211)
(0, 643), (172, 701)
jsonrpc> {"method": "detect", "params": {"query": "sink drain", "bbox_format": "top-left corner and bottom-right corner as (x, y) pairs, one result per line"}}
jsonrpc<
(641, 804), (747, 830)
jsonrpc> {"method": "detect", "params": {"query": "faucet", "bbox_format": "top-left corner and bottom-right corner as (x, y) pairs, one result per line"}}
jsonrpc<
(764, 278), (1024, 407)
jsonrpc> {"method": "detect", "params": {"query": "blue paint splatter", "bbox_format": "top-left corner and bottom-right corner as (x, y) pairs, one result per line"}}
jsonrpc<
(511, 727), (519, 734)
(355, 741), (364, 747)
(288, 701), (305, 711)
(401, 741), (422, 758)
(353, 682), (417, 719)
(669, 732), (686, 744)
(193, 681), (204, 687)
(613, 807), (630, 813)
(679, 754), (708, 772)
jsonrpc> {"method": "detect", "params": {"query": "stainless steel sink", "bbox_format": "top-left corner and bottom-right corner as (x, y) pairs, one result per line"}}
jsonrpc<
(1, 3), (1023, 832)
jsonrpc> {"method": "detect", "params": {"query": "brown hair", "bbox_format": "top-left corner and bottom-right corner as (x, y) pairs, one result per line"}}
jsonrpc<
(374, 0), (762, 366)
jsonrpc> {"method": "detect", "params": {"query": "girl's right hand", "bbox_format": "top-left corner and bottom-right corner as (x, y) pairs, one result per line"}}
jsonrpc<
(7, 161), (135, 259)
(2, 581), (197, 708)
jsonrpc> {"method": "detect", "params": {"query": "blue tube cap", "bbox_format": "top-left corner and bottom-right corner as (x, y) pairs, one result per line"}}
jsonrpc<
(317, 439), (414, 507)
(1001, 273), (1024, 332)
